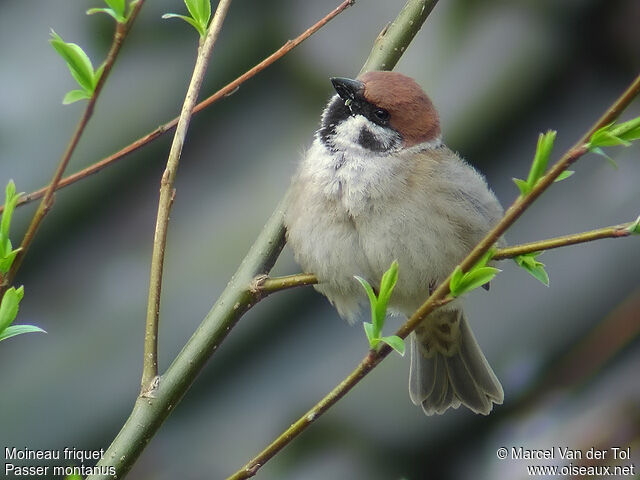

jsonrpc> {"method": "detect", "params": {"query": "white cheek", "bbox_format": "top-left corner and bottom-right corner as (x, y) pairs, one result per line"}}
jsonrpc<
(332, 115), (399, 154)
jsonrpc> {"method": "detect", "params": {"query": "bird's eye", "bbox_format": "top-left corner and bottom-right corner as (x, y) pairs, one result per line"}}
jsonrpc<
(374, 108), (390, 122)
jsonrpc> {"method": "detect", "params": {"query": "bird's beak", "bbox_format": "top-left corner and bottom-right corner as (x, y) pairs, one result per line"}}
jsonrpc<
(330, 77), (364, 103)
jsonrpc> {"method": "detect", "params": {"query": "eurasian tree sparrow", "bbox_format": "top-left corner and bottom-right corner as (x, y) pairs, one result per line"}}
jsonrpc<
(285, 71), (504, 415)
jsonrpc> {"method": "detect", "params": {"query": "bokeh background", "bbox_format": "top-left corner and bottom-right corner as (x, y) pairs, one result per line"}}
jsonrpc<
(1, 0), (639, 479)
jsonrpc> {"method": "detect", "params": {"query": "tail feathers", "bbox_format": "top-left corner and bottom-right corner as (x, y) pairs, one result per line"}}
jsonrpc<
(409, 311), (503, 415)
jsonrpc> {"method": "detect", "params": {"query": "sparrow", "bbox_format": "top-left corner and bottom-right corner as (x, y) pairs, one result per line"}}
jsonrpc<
(285, 71), (504, 415)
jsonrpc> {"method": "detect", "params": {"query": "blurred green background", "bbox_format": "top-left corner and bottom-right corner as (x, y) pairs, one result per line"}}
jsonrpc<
(1, 0), (639, 479)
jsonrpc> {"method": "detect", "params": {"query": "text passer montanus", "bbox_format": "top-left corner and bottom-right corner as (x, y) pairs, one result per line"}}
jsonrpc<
(285, 71), (504, 415)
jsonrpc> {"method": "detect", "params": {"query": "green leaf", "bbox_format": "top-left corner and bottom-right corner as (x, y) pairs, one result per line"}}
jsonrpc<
(62, 89), (91, 105)
(104, 0), (126, 17)
(590, 147), (618, 169)
(94, 63), (105, 87)
(457, 267), (500, 296)
(1, 180), (20, 241)
(162, 13), (206, 37)
(363, 322), (379, 348)
(554, 170), (575, 183)
(610, 116), (640, 142)
(627, 215), (640, 235)
(381, 335), (405, 356)
(86, 7), (125, 22)
(0, 324), (46, 342)
(64, 474), (83, 480)
(0, 247), (21, 274)
(50, 31), (96, 94)
(449, 266), (463, 293)
(450, 267), (500, 297)
(355, 275), (380, 334)
(513, 177), (531, 196)
(527, 130), (557, 187)
(0, 286), (25, 334)
(354, 275), (377, 310)
(514, 252), (550, 286)
(375, 260), (398, 329)
(185, 0), (211, 28)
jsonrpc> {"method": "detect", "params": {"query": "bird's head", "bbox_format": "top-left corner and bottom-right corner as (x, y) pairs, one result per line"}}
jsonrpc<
(318, 71), (441, 154)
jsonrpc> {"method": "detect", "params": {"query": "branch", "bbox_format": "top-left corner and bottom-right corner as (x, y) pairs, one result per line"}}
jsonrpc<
(257, 219), (640, 293)
(90, 2), (356, 478)
(0, 1), (145, 292)
(1, 0), (355, 214)
(360, 0), (438, 74)
(491, 220), (638, 260)
(227, 73), (640, 479)
(141, 0), (234, 391)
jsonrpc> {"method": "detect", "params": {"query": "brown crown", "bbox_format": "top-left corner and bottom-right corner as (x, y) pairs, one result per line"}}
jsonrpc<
(359, 71), (441, 147)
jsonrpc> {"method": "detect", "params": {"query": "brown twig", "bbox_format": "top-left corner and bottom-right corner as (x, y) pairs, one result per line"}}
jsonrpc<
(0, 1), (145, 292)
(257, 219), (639, 294)
(1, 0), (356, 215)
(141, 0), (234, 391)
(227, 72), (640, 480)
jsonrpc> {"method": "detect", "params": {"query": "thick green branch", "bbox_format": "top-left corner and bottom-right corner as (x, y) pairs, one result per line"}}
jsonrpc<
(228, 73), (640, 479)
(1, 1), (144, 293)
(142, 0), (233, 391)
(360, 0), (439, 74)
(91, 2), (356, 478)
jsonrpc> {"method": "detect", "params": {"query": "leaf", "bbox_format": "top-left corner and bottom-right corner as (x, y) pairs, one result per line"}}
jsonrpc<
(554, 170), (575, 183)
(104, 0), (126, 18)
(514, 252), (550, 286)
(86, 7), (124, 22)
(50, 31), (96, 94)
(527, 130), (557, 187)
(450, 267), (500, 297)
(0, 247), (20, 274)
(0, 324), (46, 342)
(458, 266), (501, 295)
(63, 89), (91, 105)
(355, 275), (380, 334)
(590, 147), (618, 169)
(627, 215), (640, 235)
(162, 13), (206, 37)
(610, 116), (640, 142)
(449, 266), (463, 294)
(94, 63), (105, 87)
(354, 275), (377, 310)
(1, 180), (20, 241)
(363, 322), (379, 348)
(381, 335), (405, 356)
(375, 260), (398, 329)
(0, 286), (25, 334)
(185, 0), (211, 27)
(512, 178), (531, 196)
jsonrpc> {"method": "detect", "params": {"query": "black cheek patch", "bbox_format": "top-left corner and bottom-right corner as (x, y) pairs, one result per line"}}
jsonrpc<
(357, 128), (386, 152)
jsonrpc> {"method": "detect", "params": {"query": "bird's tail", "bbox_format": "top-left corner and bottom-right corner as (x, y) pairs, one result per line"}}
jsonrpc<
(409, 309), (503, 415)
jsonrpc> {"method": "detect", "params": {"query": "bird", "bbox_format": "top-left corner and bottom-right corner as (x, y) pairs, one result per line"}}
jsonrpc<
(284, 71), (504, 415)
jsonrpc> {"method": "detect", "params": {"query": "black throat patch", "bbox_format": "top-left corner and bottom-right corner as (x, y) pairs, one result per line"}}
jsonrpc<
(318, 95), (350, 149)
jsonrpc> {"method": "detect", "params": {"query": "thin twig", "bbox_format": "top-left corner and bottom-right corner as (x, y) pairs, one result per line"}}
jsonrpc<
(257, 219), (639, 294)
(141, 0), (234, 392)
(0, 2), (145, 293)
(2, 0), (356, 214)
(227, 73), (640, 480)
(492, 221), (636, 259)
